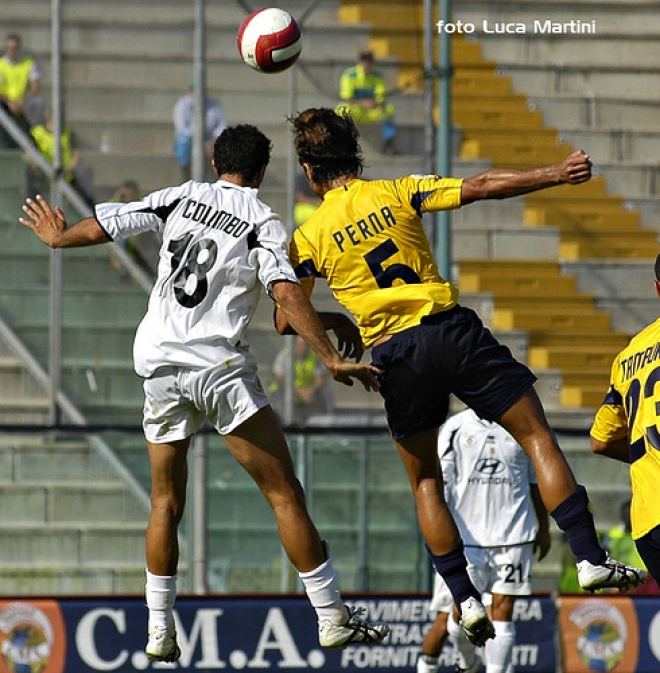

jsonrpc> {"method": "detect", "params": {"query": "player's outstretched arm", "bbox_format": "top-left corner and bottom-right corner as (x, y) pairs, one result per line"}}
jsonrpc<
(272, 281), (380, 391)
(274, 301), (365, 361)
(461, 149), (592, 205)
(20, 194), (111, 248)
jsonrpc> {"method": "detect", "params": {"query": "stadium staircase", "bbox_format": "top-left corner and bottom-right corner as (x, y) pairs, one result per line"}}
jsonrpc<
(338, 0), (660, 412)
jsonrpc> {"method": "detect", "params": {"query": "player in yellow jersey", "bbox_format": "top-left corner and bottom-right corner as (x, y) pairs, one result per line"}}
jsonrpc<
(275, 107), (646, 648)
(590, 253), (660, 584)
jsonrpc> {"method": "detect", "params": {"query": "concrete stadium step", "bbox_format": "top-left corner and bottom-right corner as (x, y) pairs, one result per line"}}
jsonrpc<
(565, 259), (656, 300)
(526, 330), (630, 351)
(492, 308), (611, 332)
(0, 285), (146, 324)
(498, 63), (660, 102)
(596, 161), (660, 198)
(559, 238), (657, 261)
(560, 127), (660, 163)
(561, 385), (608, 409)
(458, 259), (567, 277)
(453, 226), (559, 260)
(461, 140), (571, 166)
(525, 204), (641, 229)
(458, 271), (577, 295)
(559, 368), (612, 389)
(451, 198), (526, 229)
(529, 347), (620, 371)
(453, 98), (545, 129)
(6, 16), (362, 64)
(460, 126), (561, 147)
(0, 565), (145, 595)
(0, 482), (144, 523)
(478, 34), (660, 69)
(596, 298), (658, 335)
(0, 355), (47, 397)
(0, 522), (145, 564)
(531, 94), (660, 132)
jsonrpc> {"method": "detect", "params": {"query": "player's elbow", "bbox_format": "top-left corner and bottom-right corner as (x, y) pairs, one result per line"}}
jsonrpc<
(590, 436), (608, 456)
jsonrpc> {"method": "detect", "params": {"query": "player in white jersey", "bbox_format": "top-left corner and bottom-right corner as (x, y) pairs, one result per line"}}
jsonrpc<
(417, 409), (551, 673)
(19, 124), (389, 662)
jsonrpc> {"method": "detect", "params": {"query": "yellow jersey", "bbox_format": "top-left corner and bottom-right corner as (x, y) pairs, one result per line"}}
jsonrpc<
(591, 316), (660, 539)
(289, 176), (462, 347)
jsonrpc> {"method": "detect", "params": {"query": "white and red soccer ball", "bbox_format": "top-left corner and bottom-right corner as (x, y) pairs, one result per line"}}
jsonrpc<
(237, 7), (303, 74)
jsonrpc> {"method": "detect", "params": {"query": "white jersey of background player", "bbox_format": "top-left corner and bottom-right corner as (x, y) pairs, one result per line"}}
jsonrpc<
(96, 180), (296, 378)
(441, 407), (539, 548)
(418, 408), (550, 673)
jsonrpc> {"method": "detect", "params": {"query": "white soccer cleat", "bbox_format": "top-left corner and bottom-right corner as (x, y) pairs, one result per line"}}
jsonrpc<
(577, 554), (647, 592)
(319, 605), (390, 650)
(146, 626), (181, 663)
(459, 596), (495, 647)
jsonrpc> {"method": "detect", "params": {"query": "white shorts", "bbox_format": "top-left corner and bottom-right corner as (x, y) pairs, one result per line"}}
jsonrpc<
(142, 354), (270, 443)
(429, 544), (533, 614)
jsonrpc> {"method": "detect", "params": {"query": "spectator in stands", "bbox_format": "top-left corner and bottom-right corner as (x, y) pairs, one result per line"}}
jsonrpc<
(270, 335), (333, 425)
(590, 252), (660, 590)
(336, 50), (398, 154)
(172, 78), (227, 182)
(294, 172), (321, 227)
(0, 33), (45, 147)
(112, 178), (140, 204)
(30, 108), (95, 206)
(417, 408), (550, 673)
(19, 123), (389, 665)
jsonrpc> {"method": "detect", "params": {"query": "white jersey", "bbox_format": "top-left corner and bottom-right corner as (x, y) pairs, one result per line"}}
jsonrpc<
(439, 408), (538, 547)
(95, 179), (298, 378)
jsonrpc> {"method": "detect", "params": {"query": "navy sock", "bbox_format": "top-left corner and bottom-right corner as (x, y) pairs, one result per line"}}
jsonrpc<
(550, 485), (606, 565)
(426, 543), (479, 609)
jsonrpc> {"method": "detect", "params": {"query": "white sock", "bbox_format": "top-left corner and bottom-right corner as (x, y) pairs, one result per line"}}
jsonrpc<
(448, 612), (477, 669)
(417, 654), (439, 673)
(485, 620), (516, 673)
(145, 570), (177, 631)
(299, 556), (347, 623)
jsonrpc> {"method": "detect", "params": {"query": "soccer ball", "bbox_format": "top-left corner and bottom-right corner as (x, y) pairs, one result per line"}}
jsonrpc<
(237, 7), (302, 74)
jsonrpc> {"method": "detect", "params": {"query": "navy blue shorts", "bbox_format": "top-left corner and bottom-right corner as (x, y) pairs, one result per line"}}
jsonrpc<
(371, 305), (537, 440)
(635, 524), (660, 584)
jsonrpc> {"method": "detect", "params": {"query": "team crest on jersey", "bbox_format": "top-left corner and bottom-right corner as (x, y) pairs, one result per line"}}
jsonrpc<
(464, 433), (477, 448)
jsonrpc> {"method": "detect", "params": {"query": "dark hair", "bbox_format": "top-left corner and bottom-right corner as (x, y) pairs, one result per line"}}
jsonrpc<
(359, 50), (374, 62)
(288, 108), (364, 186)
(213, 124), (272, 181)
(655, 253), (660, 282)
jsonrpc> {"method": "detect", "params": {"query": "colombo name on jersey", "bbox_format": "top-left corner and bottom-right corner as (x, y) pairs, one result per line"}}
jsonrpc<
(439, 409), (539, 548)
(591, 316), (660, 540)
(95, 179), (299, 378)
(289, 175), (463, 348)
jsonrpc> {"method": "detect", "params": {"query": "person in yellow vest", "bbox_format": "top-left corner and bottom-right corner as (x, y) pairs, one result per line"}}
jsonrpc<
(30, 110), (95, 206)
(336, 50), (398, 154)
(271, 335), (333, 425)
(0, 33), (44, 147)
